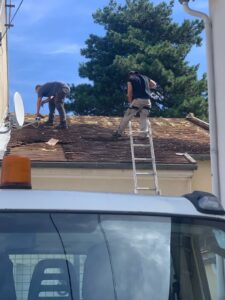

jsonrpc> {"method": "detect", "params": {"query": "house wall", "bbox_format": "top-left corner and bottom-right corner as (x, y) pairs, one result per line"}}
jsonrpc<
(29, 160), (211, 195)
(191, 160), (212, 193)
(0, 0), (8, 125)
(28, 166), (206, 196)
(209, 0), (225, 205)
(0, 160), (211, 195)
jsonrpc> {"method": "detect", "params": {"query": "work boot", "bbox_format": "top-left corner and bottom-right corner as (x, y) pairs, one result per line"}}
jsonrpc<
(36, 113), (45, 119)
(55, 123), (68, 130)
(43, 120), (54, 126)
(139, 132), (149, 139)
(112, 131), (122, 138)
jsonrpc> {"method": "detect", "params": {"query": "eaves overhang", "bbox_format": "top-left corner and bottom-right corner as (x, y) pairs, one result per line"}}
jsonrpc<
(7, 161), (199, 171)
(0, 160), (197, 170)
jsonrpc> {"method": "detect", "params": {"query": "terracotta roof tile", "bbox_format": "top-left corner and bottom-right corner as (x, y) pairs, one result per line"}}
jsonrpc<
(6, 115), (210, 165)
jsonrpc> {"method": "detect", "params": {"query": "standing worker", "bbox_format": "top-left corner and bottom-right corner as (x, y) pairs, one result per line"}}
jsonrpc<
(113, 71), (157, 138)
(35, 81), (70, 129)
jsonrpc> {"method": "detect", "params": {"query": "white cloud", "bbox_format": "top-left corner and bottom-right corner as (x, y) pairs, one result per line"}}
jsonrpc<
(35, 41), (82, 56)
(9, 34), (81, 56)
(13, 0), (65, 24)
(48, 43), (81, 55)
(9, 34), (27, 44)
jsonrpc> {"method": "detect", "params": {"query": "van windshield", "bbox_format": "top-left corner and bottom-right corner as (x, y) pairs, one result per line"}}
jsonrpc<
(0, 212), (224, 300)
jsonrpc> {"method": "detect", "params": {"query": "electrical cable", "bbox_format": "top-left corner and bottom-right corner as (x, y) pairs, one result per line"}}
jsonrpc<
(10, 0), (24, 24)
(0, 126), (11, 134)
(31, 122), (40, 128)
(9, 0), (12, 23)
(0, 0), (24, 45)
(0, 31), (7, 44)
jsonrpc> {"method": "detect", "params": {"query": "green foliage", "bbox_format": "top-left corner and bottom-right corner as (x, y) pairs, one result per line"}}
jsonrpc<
(66, 0), (208, 119)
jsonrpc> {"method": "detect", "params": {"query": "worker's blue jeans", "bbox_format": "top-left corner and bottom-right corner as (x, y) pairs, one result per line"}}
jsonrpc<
(48, 87), (70, 125)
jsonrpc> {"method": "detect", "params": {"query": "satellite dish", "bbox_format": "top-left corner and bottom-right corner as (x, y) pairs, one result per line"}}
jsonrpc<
(14, 92), (25, 127)
(11, 92), (41, 129)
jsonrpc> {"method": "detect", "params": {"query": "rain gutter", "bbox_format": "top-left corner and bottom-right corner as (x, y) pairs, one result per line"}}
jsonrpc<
(179, 1), (225, 298)
(179, 0), (220, 200)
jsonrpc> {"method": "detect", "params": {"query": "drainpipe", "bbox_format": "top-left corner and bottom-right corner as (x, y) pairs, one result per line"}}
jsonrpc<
(180, 2), (225, 299)
(179, 0), (220, 200)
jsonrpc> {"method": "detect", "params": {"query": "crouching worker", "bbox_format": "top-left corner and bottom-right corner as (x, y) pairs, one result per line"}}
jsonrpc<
(35, 81), (70, 129)
(113, 71), (157, 138)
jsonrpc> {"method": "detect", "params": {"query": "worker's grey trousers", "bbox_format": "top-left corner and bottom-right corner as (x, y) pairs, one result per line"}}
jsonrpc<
(48, 87), (70, 125)
(117, 99), (151, 134)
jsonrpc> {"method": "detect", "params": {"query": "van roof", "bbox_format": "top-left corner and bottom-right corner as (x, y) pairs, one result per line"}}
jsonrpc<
(0, 190), (224, 219)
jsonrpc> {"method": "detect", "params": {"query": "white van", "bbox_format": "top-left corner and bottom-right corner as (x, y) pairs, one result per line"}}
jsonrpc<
(0, 189), (224, 300)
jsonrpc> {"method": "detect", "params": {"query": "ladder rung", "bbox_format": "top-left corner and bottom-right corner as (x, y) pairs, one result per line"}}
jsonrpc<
(129, 120), (160, 195)
(133, 144), (150, 147)
(136, 187), (157, 191)
(134, 158), (152, 161)
(136, 130), (149, 133)
(130, 134), (150, 137)
(136, 172), (155, 175)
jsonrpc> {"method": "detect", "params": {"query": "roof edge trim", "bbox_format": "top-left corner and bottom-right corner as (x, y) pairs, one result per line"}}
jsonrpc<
(0, 161), (198, 170)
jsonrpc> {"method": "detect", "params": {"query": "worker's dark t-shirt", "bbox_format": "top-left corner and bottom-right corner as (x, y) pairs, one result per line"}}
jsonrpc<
(128, 75), (150, 99)
(38, 82), (70, 98)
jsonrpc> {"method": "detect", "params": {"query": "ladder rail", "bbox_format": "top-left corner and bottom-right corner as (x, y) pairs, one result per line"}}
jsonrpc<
(129, 121), (138, 194)
(147, 119), (160, 195)
(129, 118), (160, 195)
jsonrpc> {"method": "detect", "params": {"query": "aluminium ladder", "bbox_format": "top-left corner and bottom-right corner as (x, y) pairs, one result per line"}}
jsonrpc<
(129, 119), (160, 195)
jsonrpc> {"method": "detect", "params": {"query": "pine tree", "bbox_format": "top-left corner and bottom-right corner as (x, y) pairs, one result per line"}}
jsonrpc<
(66, 0), (208, 120)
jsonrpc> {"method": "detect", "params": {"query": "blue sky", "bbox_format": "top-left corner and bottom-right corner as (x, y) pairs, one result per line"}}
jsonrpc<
(8, 0), (208, 114)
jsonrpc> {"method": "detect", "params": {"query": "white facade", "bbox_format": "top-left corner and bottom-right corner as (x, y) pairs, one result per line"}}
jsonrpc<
(0, 0), (8, 125)
(209, 0), (225, 206)
(182, 0), (225, 206)
(0, 0), (10, 159)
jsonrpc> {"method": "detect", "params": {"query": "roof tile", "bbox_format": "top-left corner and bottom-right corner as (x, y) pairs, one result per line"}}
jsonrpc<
(6, 115), (210, 165)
